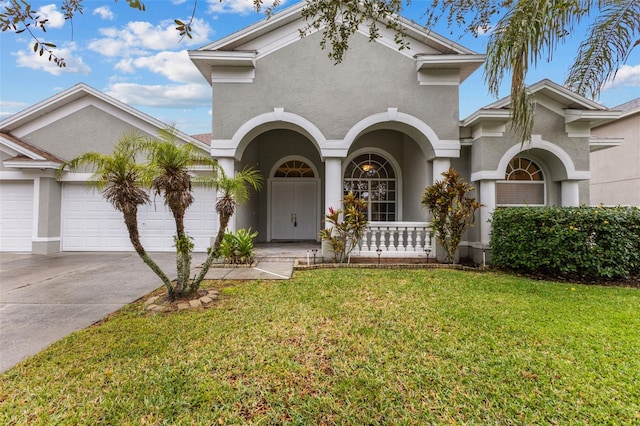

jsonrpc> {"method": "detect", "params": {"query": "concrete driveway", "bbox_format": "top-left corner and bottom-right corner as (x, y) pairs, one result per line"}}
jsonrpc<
(0, 251), (206, 373)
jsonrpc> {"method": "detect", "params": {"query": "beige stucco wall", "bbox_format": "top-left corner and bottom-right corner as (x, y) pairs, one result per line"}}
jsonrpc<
(590, 111), (640, 206)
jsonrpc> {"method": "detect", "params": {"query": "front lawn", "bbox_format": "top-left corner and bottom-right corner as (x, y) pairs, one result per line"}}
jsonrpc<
(1, 269), (639, 424)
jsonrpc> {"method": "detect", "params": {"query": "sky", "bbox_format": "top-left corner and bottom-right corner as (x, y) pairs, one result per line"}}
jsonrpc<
(1, 0), (639, 136)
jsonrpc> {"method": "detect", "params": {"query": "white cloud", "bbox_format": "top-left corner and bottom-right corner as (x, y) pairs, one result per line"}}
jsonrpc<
(37, 4), (65, 29)
(15, 41), (91, 75)
(605, 63), (640, 89)
(206, 0), (282, 15)
(93, 6), (114, 20)
(87, 18), (212, 58)
(106, 82), (211, 108)
(115, 50), (203, 83)
(0, 100), (29, 118)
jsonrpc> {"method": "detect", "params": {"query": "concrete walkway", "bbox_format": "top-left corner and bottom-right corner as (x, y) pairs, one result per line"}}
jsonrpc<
(0, 245), (319, 373)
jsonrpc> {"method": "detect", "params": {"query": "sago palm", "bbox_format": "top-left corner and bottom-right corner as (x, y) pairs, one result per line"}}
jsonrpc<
(58, 132), (174, 296)
(193, 166), (263, 285)
(142, 127), (217, 295)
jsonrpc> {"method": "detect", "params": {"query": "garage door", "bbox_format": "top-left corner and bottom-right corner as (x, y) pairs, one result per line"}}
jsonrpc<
(0, 181), (34, 252)
(61, 183), (217, 252)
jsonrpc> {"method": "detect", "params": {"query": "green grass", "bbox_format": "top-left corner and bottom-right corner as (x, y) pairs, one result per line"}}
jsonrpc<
(2, 269), (639, 424)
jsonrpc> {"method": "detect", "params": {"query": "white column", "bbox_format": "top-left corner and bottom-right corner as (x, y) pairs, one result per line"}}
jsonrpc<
(323, 157), (343, 257)
(324, 157), (343, 219)
(432, 158), (451, 183)
(479, 180), (496, 245)
(561, 180), (580, 207)
(216, 157), (236, 233)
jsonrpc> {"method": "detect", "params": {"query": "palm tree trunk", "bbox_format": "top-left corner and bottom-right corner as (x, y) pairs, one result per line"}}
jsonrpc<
(123, 210), (175, 300)
(170, 205), (192, 294)
(192, 212), (230, 289)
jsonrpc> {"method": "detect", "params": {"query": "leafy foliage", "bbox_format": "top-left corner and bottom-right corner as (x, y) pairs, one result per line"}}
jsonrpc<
(219, 228), (259, 265)
(319, 192), (368, 263)
(422, 167), (481, 263)
(490, 206), (640, 280)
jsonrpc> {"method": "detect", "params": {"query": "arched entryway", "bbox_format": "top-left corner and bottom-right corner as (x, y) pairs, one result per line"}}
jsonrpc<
(268, 156), (320, 241)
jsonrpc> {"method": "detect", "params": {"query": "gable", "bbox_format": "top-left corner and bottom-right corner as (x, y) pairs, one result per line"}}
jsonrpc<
(189, 2), (485, 86)
(0, 84), (209, 162)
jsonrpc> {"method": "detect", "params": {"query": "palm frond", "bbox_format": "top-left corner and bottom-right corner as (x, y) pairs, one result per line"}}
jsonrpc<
(484, 0), (592, 142)
(565, 0), (640, 98)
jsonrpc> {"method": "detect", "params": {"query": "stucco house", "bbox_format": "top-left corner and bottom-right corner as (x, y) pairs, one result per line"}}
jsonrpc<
(590, 98), (640, 206)
(0, 84), (216, 254)
(0, 2), (622, 261)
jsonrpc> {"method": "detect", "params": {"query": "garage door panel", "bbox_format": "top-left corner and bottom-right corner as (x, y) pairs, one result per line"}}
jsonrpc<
(62, 184), (216, 252)
(0, 181), (34, 252)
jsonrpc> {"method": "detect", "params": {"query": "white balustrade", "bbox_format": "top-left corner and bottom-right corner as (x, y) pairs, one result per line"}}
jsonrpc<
(353, 222), (431, 258)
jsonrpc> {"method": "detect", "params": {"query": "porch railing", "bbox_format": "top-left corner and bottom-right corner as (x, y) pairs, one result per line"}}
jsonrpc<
(352, 221), (432, 258)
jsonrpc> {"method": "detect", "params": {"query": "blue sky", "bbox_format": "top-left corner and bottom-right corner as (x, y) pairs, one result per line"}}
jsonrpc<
(1, 0), (639, 135)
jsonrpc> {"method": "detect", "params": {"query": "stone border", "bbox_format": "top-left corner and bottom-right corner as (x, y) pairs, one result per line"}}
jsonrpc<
(143, 288), (221, 312)
(293, 260), (487, 272)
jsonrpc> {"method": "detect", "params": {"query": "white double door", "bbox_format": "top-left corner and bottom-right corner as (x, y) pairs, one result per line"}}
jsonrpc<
(270, 179), (318, 240)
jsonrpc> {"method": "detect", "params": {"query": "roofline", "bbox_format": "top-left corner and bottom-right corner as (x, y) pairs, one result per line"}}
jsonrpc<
(482, 79), (608, 111)
(196, 1), (480, 56)
(0, 83), (209, 152)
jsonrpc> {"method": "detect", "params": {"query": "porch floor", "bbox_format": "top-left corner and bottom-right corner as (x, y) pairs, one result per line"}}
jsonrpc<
(197, 242), (321, 281)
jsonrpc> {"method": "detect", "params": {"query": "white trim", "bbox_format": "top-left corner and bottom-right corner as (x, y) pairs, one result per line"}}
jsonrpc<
(470, 135), (589, 182)
(268, 154), (320, 179)
(3, 161), (61, 169)
(343, 148), (403, 221)
(0, 136), (45, 160)
(343, 108), (459, 160)
(216, 108), (326, 161)
(32, 177), (40, 244)
(32, 237), (61, 242)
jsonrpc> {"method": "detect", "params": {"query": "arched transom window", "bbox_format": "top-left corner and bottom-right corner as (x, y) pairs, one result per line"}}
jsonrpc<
(274, 160), (315, 178)
(343, 153), (397, 221)
(496, 157), (545, 206)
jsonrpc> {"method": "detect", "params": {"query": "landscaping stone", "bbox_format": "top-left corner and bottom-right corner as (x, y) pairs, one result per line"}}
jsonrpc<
(200, 296), (213, 304)
(177, 302), (190, 310)
(189, 299), (202, 308)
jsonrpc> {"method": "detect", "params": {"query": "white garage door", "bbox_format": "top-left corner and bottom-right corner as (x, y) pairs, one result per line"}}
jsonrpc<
(62, 183), (217, 252)
(0, 181), (34, 252)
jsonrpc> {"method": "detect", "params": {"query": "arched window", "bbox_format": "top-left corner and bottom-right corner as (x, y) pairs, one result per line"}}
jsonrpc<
(496, 157), (545, 206)
(273, 159), (315, 178)
(343, 153), (396, 221)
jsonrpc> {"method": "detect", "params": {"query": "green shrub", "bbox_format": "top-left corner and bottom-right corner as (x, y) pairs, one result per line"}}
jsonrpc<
(219, 228), (258, 265)
(490, 206), (640, 280)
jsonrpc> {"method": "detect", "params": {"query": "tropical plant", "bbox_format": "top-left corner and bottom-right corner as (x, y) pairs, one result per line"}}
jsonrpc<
(319, 191), (368, 264)
(219, 228), (259, 265)
(194, 166), (263, 283)
(141, 127), (217, 296)
(57, 132), (174, 296)
(422, 167), (481, 263)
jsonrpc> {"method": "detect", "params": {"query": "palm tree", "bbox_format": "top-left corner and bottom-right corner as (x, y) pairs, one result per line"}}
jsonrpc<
(481, 0), (640, 142)
(58, 132), (174, 297)
(142, 127), (217, 296)
(193, 166), (263, 286)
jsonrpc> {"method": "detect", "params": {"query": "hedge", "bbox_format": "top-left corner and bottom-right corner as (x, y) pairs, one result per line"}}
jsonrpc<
(490, 206), (640, 280)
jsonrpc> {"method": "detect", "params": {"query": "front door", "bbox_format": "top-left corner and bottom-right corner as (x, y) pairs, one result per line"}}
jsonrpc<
(271, 180), (318, 240)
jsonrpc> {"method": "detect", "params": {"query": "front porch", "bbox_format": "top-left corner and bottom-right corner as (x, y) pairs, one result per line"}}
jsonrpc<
(253, 221), (433, 263)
